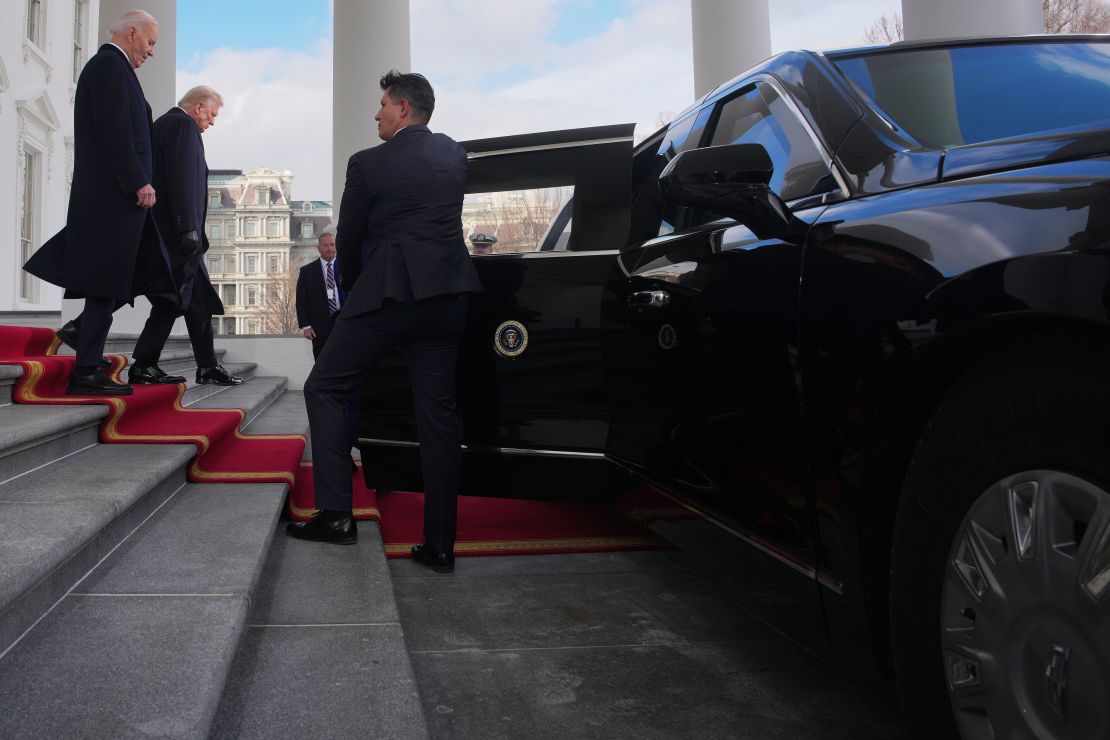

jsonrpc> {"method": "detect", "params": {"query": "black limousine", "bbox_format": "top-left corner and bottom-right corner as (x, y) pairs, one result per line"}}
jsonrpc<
(359, 36), (1110, 739)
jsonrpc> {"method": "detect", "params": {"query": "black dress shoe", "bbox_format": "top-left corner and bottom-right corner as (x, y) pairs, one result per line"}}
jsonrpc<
(196, 364), (244, 386)
(411, 543), (455, 573)
(285, 510), (357, 545)
(55, 322), (111, 367)
(66, 369), (133, 396)
(128, 364), (186, 384)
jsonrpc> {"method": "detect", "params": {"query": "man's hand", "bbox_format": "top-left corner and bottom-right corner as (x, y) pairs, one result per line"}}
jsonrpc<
(136, 184), (156, 208)
(302, 327), (316, 340)
(180, 230), (202, 258)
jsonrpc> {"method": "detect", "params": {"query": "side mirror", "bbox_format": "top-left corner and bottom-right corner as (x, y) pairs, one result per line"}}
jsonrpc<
(659, 144), (807, 242)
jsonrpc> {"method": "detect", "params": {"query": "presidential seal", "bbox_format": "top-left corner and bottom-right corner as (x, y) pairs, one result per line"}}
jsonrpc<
(658, 323), (678, 350)
(494, 320), (529, 358)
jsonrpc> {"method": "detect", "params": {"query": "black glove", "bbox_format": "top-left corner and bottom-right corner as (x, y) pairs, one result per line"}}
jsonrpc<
(180, 230), (202, 258)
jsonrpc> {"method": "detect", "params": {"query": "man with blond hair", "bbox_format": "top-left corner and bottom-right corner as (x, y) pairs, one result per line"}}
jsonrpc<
(25, 8), (172, 394)
(127, 85), (243, 387)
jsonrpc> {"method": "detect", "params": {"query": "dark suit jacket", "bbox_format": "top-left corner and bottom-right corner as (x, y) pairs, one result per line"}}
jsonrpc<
(296, 258), (339, 342)
(152, 107), (222, 314)
(24, 44), (170, 301)
(336, 124), (481, 316)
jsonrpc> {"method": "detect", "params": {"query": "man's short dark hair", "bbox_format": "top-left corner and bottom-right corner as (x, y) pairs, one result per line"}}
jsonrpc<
(380, 70), (435, 122)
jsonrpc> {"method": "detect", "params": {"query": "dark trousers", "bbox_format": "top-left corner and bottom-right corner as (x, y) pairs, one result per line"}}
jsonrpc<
(133, 259), (217, 368)
(304, 294), (468, 555)
(73, 224), (176, 373)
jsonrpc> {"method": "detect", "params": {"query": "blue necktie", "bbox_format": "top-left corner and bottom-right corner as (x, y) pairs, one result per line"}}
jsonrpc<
(326, 261), (339, 314)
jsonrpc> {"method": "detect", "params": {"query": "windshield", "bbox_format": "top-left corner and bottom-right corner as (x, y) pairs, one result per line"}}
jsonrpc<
(831, 41), (1110, 147)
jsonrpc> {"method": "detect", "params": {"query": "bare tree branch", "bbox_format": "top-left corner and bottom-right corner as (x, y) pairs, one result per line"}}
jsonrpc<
(864, 13), (903, 43)
(259, 256), (303, 335)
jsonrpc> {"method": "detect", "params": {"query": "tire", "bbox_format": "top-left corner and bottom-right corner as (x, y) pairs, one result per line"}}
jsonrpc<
(891, 330), (1110, 740)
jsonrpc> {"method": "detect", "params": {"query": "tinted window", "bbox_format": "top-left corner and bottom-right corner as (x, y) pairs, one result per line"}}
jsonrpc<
(708, 83), (836, 202)
(833, 42), (1110, 147)
(628, 113), (702, 240)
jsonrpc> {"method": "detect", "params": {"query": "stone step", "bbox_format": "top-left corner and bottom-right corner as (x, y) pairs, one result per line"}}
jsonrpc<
(0, 365), (22, 406)
(0, 442), (196, 654)
(209, 391), (427, 739)
(0, 481), (286, 738)
(0, 363), (259, 489)
(0, 373), (290, 653)
(175, 362), (258, 405)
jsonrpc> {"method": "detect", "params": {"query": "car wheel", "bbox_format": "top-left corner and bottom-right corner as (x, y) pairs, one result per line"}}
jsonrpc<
(891, 332), (1110, 739)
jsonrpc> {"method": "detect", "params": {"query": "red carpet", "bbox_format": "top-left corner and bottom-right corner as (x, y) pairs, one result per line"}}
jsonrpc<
(1, 325), (674, 558)
(0, 325), (304, 487)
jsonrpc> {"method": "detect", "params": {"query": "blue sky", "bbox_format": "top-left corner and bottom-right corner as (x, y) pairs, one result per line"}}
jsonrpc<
(176, 0), (901, 199)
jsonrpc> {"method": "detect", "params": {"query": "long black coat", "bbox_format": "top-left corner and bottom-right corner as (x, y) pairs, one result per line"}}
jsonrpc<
(24, 44), (170, 300)
(335, 124), (482, 316)
(152, 107), (222, 314)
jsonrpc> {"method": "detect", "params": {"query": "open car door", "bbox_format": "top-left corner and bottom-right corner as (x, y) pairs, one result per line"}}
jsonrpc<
(358, 124), (634, 501)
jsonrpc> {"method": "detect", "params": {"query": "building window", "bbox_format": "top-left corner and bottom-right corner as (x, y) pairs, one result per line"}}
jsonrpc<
(246, 319), (260, 335)
(208, 223), (221, 240)
(301, 221), (314, 239)
(227, 221), (236, 238)
(207, 255), (221, 273)
(246, 285), (258, 305)
(266, 219), (281, 237)
(221, 284), (236, 305)
(72, 1), (89, 84)
(267, 254), (281, 273)
(244, 254), (258, 273)
(225, 255), (237, 273)
(244, 219), (259, 237)
(208, 192), (220, 208)
(20, 151), (39, 301)
(211, 318), (221, 336)
(257, 188), (269, 205)
(27, 0), (44, 47)
(224, 319), (237, 335)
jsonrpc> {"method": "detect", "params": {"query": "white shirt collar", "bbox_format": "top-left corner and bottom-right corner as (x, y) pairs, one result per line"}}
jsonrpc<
(107, 42), (132, 67)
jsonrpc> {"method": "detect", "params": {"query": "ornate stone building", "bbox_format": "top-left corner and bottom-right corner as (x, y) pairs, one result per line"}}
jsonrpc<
(203, 168), (332, 335)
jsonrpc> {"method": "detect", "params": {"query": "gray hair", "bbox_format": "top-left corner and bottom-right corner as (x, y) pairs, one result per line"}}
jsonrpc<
(178, 86), (223, 110)
(109, 9), (157, 36)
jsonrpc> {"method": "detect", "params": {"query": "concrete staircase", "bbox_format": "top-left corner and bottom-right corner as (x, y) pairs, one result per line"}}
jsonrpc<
(0, 335), (297, 737)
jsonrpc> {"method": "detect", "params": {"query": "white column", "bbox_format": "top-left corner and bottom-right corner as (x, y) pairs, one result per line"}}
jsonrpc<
(332, 1), (411, 215)
(691, 0), (771, 99)
(74, 0), (179, 333)
(902, 0), (1043, 41)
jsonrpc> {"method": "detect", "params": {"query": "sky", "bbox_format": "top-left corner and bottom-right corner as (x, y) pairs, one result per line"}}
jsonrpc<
(176, 0), (901, 200)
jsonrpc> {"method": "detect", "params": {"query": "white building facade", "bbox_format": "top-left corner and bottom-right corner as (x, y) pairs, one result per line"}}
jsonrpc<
(0, 0), (98, 322)
(203, 168), (331, 335)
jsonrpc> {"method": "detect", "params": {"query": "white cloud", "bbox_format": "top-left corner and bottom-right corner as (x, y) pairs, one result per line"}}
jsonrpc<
(175, 0), (901, 201)
(176, 42), (333, 200)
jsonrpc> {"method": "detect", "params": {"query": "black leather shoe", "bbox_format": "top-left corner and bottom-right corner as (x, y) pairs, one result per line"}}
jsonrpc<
(66, 369), (133, 396)
(411, 543), (455, 573)
(196, 365), (244, 386)
(55, 321), (111, 367)
(128, 364), (186, 384)
(285, 510), (357, 545)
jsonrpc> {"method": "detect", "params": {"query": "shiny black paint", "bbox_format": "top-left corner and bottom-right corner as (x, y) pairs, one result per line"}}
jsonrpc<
(358, 36), (1110, 682)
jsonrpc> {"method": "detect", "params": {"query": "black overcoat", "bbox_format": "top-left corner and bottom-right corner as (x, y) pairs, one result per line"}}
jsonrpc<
(152, 107), (223, 314)
(24, 44), (170, 300)
(335, 124), (482, 316)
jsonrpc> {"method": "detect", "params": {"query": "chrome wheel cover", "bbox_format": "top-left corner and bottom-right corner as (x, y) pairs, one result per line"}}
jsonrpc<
(942, 470), (1110, 739)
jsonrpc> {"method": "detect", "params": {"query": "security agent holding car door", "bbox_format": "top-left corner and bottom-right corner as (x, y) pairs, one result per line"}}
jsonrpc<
(126, 86), (242, 387)
(287, 71), (482, 574)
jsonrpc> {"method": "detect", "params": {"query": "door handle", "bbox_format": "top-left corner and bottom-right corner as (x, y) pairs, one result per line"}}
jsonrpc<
(628, 290), (671, 309)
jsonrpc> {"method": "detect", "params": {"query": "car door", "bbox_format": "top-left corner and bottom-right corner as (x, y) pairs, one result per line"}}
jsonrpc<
(603, 78), (845, 583)
(358, 125), (635, 501)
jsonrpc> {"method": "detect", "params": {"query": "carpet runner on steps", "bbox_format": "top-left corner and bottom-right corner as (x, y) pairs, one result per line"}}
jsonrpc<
(1, 325), (672, 557)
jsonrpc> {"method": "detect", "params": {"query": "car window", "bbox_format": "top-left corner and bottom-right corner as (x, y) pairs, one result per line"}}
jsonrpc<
(463, 186), (573, 255)
(832, 41), (1110, 148)
(707, 83), (837, 203)
(627, 113), (704, 241)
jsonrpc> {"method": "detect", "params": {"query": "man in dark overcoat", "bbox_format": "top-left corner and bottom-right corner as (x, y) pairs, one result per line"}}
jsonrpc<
(286, 71), (482, 574)
(126, 86), (242, 387)
(23, 9), (175, 395)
